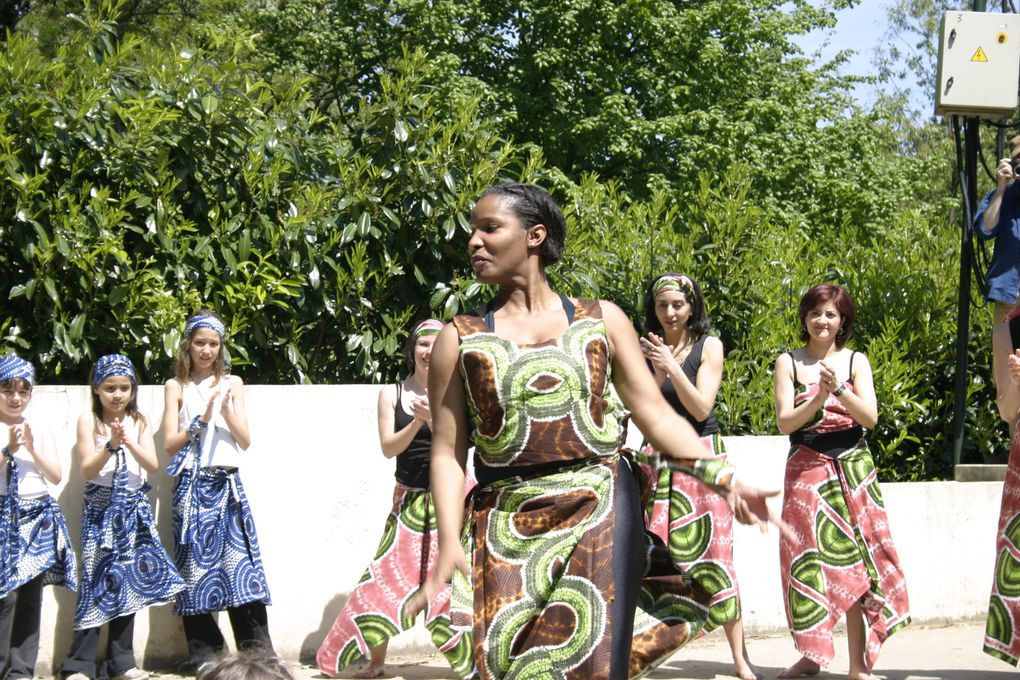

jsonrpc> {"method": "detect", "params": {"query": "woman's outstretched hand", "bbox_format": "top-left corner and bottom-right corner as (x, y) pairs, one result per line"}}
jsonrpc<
(407, 541), (470, 617)
(728, 481), (797, 544)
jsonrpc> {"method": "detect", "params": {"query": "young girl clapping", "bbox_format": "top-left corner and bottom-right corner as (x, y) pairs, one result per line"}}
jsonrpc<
(62, 354), (184, 680)
(0, 355), (76, 680)
(163, 311), (273, 670)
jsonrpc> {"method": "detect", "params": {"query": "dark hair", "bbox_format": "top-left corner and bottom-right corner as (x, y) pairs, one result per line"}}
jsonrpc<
(87, 362), (142, 430)
(173, 309), (229, 383)
(798, 284), (855, 347)
(641, 273), (711, 338)
(196, 651), (292, 680)
(479, 183), (566, 266)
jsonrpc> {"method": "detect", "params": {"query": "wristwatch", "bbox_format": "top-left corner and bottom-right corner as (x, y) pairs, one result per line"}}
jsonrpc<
(832, 384), (847, 398)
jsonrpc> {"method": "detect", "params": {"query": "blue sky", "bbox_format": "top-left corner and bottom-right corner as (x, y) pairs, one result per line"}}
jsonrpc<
(794, 0), (897, 107)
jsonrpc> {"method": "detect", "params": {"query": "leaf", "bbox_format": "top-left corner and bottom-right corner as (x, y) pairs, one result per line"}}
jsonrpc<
(394, 119), (409, 142)
(109, 285), (130, 306)
(357, 211), (371, 235)
(68, 314), (86, 340)
(202, 94), (219, 114)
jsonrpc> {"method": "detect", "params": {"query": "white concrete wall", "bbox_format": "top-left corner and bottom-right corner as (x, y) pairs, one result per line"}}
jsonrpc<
(18, 387), (1006, 671)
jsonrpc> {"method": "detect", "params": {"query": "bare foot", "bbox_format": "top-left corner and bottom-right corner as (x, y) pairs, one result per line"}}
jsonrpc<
(847, 673), (880, 680)
(352, 666), (384, 679)
(733, 658), (763, 680)
(777, 656), (821, 678)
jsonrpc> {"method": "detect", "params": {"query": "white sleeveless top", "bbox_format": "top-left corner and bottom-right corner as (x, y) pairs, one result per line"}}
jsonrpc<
(0, 419), (51, 499)
(177, 379), (243, 469)
(90, 415), (145, 491)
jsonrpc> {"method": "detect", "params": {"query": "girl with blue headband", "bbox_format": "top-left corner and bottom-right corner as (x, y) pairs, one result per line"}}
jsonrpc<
(62, 354), (185, 680)
(0, 355), (76, 680)
(162, 310), (274, 671)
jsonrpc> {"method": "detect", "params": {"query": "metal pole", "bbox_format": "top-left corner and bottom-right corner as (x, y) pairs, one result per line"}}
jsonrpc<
(953, 1), (990, 467)
(953, 116), (979, 467)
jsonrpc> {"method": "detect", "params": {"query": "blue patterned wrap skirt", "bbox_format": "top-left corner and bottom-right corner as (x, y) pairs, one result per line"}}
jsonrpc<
(168, 428), (271, 616)
(73, 450), (185, 629)
(0, 457), (77, 598)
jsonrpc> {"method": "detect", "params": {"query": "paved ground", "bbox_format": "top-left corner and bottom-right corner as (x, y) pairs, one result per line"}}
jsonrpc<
(146, 621), (1017, 680)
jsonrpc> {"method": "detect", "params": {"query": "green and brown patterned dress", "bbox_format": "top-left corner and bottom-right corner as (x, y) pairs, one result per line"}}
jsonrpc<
(446, 297), (712, 680)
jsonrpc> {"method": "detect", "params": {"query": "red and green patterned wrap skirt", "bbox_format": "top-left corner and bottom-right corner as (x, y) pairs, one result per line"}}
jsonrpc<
(641, 433), (739, 632)
(985, 425), (1020, 664)
(316, 484), (473, 677)
(780, 441), (910, 669)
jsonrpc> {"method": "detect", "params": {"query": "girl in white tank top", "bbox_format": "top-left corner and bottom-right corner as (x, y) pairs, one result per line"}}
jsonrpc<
(161, 310), (273, 668)
(62, 354), (184, 680)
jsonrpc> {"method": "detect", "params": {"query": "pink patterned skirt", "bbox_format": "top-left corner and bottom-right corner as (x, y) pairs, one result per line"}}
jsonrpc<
(644, 433), (740, 631)
(780, 441), (910, 668)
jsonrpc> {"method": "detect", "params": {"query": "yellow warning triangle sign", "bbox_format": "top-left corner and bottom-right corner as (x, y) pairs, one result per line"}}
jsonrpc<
(972, 47), (989, 62)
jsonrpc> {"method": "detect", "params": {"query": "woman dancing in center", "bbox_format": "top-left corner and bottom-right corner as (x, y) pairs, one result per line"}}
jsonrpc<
(774, 284), (910, 680)
(422, 183), (785, 679)
(639, 273), (760, 680)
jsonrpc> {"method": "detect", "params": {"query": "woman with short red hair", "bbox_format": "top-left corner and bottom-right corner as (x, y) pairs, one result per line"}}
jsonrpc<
(773, 284), (910, 680)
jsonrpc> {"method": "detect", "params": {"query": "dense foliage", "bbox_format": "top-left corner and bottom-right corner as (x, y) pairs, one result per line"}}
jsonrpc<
(0, 0), (1002, 480)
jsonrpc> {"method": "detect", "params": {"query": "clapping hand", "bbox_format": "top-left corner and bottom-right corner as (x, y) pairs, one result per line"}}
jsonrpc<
(640, 332), (677, 372)
(818, 360), (839, 393)
(6, 422), (32, 455)
(410, 393), (431, 427)
(108, 418), (126, 449)
(219, 385), (233, 415)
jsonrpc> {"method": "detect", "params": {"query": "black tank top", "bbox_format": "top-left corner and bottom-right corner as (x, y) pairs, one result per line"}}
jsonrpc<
(659, 335), (719, 437)
(393, 383), (432, 488)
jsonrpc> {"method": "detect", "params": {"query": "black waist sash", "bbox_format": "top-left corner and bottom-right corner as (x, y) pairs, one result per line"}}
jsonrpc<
(790, 425), (864, 458)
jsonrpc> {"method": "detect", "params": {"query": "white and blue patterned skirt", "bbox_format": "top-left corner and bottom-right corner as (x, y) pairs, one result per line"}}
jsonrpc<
(0, 493), (77, 598)
(172, 467), (271, 616)
(73, 482), (185, 629)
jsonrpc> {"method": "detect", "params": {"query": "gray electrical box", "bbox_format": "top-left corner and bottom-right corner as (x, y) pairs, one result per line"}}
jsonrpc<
(936, 11), (1020, 118)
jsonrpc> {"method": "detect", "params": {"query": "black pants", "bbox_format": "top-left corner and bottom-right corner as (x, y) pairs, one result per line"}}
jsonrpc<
(61, 613), (136, 679)
(182, 603), (274, 665)
(0, 575), (44, 680)
(608, 458), (646, 680)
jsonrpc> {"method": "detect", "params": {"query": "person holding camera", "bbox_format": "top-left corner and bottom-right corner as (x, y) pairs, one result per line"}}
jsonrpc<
(975, 134), (1020, 328)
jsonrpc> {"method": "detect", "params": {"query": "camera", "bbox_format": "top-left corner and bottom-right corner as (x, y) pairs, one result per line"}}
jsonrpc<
(1013, 159), (1020, 177)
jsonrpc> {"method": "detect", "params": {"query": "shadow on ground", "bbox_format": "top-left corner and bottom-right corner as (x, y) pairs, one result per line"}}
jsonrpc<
(651, 660), (1019, 680)
(303, 663), (456, 679)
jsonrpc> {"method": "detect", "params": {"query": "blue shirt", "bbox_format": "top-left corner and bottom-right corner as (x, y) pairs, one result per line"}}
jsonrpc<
(974, 183), (1020, 303)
